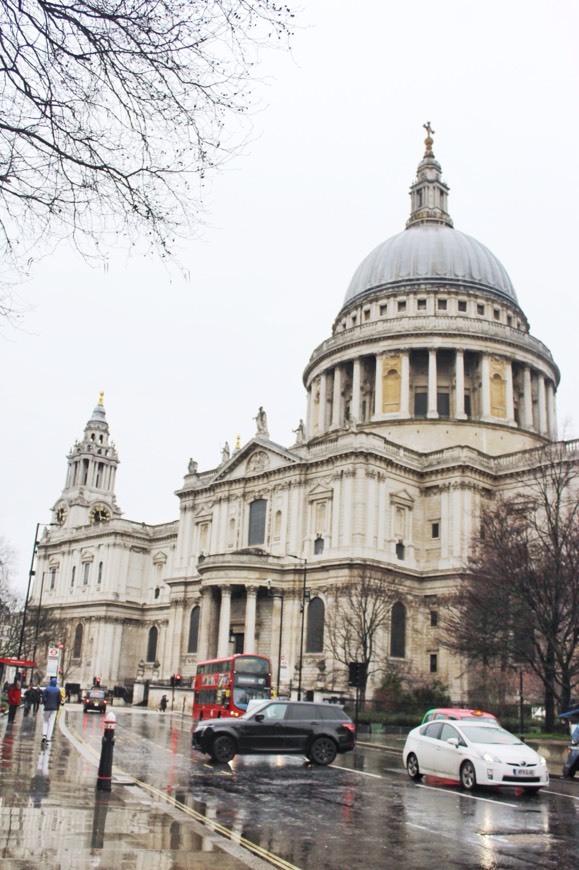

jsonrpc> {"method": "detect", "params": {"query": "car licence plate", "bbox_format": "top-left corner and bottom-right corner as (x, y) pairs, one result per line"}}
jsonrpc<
(513, 768), (533, 776)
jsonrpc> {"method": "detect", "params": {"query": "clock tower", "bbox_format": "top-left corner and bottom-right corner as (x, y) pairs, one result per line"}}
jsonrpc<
(52, 392), (121, 528)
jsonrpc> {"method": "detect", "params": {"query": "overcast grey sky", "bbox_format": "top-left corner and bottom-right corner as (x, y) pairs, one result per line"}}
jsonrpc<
(2, 0), (578, 594)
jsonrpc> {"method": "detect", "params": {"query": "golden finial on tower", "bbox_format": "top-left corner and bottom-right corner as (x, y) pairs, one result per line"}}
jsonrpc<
(98, 390), (105, 406)
(235, 434), (241, 450)
(423, 121), (435, 156)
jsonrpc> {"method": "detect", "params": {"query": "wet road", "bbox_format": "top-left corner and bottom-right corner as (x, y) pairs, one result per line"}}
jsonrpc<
(65, 707), (579, 869)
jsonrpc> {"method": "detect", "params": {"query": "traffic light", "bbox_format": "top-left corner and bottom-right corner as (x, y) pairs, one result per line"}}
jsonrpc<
(170, 675), (175, 687)
(348, 662), (367, 688)
(93, 676), (101, 687)
(175, 674), (181, 686)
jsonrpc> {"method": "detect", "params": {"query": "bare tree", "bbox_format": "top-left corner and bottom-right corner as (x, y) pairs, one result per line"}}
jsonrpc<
(0, 539), (21, 657)
(0, 0), (293, 302)
(442, 442), (579, 730)
(325, 569), (398, 702)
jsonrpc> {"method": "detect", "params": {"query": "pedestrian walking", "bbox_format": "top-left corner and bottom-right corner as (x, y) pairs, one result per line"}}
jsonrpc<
(160, 694), (168, 712)
(41, 676), (62, 744)
(30, 685), (42, 715)
(7, 680), (22, 723)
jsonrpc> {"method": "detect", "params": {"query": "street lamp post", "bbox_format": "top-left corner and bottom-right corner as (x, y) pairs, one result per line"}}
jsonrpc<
(297, 559), (308, 701)
(17, 522), (44, 661)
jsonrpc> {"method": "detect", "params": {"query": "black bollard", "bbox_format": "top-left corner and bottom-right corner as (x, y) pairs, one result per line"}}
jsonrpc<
(96, 711), (116, 791)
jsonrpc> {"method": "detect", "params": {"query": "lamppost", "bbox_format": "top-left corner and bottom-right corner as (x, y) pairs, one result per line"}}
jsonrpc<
(287, 556), (308, 701)
(18, 522), (55, 661)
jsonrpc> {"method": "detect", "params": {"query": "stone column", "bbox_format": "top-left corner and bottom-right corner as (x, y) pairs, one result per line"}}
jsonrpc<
(537, 374), (547, 435)
(427, 348), (438, 418)
(197, 586), (212, 661)
(351, 358), (361, 422)
(523, 366), (533, 429)
(217, 585), (232, 658)
(306, 384), (313, 439)
(244, 586), (257, 652)
(505, 360), (515, 423)
(318, 373), (327, 435)
(455, 349), (467, 419)
(546, 380), (557, 439)
(400, 350), (410, 417)
(374, 354), (383, 418)
(331, 365), (342, 429)
(481, 354), (491, 419)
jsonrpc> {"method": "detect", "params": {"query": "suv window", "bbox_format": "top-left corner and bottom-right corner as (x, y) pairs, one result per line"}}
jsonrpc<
(317, 705), (347, 721)
(285, 704), (319, 721)
(258, 703), (288, 720)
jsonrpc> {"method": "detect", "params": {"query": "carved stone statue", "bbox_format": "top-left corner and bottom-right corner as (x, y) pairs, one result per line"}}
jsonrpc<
(293, 419), (305, 444)
(188, 458), (198, 474)
(254, 406), (269, 437)
(221, 442), (231, 463)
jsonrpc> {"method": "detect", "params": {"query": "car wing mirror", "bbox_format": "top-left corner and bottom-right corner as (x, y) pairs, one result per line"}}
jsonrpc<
(254, 713), (265, 722)
(447, 737), (459, 747)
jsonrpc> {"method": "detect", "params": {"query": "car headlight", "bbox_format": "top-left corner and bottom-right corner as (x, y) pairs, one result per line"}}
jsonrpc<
(482, 752), (502, 764)
(538, 755), (547, 766)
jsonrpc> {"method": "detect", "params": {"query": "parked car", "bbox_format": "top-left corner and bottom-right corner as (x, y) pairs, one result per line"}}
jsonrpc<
(83, 689), (107, 714)
(192, 699), (356, 765)
(403, 720), (548, 792)
(421, 707), (498, 725)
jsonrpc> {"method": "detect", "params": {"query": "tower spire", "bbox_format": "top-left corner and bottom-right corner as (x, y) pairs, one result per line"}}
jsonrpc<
(406, 122), (453, 229)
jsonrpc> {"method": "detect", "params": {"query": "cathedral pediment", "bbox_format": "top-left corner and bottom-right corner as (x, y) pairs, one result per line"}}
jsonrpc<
(211, 437), (302, 483)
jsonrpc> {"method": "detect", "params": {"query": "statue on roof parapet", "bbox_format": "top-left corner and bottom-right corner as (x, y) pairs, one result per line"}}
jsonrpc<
(254, 406), (269, 437)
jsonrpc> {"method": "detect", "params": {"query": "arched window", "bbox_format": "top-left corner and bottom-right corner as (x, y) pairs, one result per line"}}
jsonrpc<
(390, 602), (406, 658)
(314, 536), (324, 554)
(248, 499), (267, 546)
(306, 597), (324, 653)
(188, 606), (200, 653)
(146, 626), (158, 662)
(73, 623), (83, 658)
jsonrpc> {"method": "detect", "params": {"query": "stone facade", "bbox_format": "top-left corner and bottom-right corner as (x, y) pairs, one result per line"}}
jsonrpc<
(32, 133), (571, 702)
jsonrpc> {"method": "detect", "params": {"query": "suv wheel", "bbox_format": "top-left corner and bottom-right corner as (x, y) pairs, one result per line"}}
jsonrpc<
(210, 734), (237, 763)
(308, 736), (337, 765)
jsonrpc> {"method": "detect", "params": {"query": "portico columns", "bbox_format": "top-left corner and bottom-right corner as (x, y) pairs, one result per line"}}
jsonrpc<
(244, 586), (257, 652)
(523, 366), (533, 429)
(546, 380), (557, 439)
(331, 365), (343, 429)
(318, 373), (327, 435)
(427, 348), (438, 418)
(400, 351), (410, 417)
(481, 354), (491, 419)
(505, 360), (515, 423)
(537, 374), (547, 435)
(455, 349), (466, 419)
(197, 586), (212, 661)
(217, 585), (232, 657)
(351, 358), (361, 422)
(374, 354), (383, 418)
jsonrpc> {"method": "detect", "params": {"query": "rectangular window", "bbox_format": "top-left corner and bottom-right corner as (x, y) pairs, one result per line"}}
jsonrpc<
(430, 654), (438, 673)
(437, 298), (447, 310)
(437, 392), (450, 417)
(71, 566), (76, 588)
(379, 303), (387, 316)
(417, 298), (427, 310)
(97, 562), (103, 584)
(364, 308), (371, 321)
(464, 394), (472, 418)
(458, 300), (467, 312)
(50, 568), (56, 590)
(398, 300), (407, 312)
(396, 542), (405, 560)
(494, 308), (500, 320)
(431, 522), (440, 539)
(430, 611), (438, 627)
(414, 392), (427, 417)
(248, 499), (267, 546)
(477, 303), (485, 316)
(83, 563), (90, 586)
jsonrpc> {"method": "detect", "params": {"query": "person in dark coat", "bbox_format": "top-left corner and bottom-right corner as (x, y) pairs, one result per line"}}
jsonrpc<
(41, 677), (62, 743)
(7, 680), (21, 723)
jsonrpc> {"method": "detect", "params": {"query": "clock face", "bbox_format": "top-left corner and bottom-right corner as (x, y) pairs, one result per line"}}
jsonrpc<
(55, 505), (67, 526)
(90, 505), (111, 524)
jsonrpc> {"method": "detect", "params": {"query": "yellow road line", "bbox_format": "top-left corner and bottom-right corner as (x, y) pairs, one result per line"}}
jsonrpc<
(62, 710), (300, 870)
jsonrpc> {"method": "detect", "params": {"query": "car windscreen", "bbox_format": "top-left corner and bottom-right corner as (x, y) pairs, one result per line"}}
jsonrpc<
(460, 725), (522, 745)
(89, 691), (105, 699)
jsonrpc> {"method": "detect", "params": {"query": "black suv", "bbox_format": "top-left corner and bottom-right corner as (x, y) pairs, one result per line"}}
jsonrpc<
(192, 700), (355, 765)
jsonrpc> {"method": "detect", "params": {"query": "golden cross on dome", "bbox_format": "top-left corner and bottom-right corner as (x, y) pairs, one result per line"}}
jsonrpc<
(423, 121), (435, 155)
(98, 390), (104, 405)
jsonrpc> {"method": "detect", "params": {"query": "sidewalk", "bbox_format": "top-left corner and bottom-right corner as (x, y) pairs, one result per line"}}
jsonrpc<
(0, 708), (272, 869)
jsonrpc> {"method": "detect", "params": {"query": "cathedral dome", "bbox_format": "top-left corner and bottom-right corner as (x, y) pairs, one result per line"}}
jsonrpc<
(342, 125), (518, 310)
(343, 223), (517, 306)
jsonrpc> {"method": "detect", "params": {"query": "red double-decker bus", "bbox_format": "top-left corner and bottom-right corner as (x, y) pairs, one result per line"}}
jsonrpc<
(192, 654), (272, 720)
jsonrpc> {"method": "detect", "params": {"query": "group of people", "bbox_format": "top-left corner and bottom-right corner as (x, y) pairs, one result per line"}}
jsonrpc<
(3, 675), (63, 744)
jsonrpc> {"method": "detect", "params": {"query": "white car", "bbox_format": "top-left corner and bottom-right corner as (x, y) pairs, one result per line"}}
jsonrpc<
(403, 720), (549, 793)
